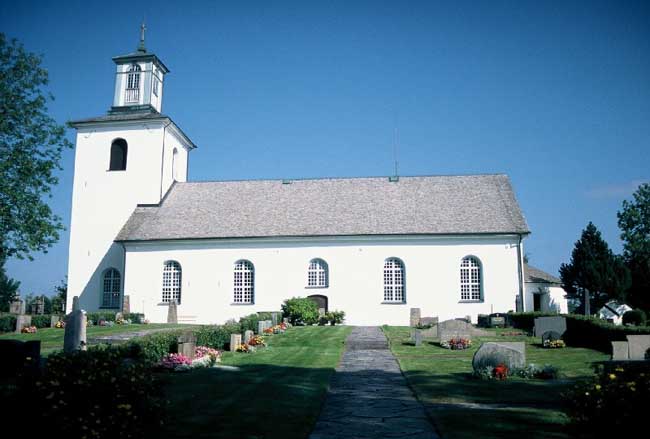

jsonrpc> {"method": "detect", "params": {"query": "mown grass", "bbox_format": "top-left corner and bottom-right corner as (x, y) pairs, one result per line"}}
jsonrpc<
(0, 324), (190, 355)
(383, 326), (608, 439)
(159, 325), (351, 439)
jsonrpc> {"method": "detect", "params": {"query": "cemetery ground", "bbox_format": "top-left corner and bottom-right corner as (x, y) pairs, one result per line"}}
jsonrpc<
(382, 326), (609, 439)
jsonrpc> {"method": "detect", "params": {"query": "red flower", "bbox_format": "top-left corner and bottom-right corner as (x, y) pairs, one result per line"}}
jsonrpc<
(493, 364), (509, 380)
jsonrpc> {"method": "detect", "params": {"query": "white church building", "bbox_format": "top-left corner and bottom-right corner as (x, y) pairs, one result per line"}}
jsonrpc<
(66, 35), (566, 325)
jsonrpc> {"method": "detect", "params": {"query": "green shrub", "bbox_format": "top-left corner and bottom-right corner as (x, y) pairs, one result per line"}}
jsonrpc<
(622, 309), (647, 326)
(0, 314), (17, 332)
(122, 330), (184, 364)
(8, 345), (165, 437)
(508, 312), (650, 352)
(86, 310), (118, 324)
(195, 325), (232, 350)
(281, 297), (319, 325)
(30, 314), (54, 328)
(564, 363), (650, 437)
(124, 312), (145, 324)
(327, 310), (345, 325)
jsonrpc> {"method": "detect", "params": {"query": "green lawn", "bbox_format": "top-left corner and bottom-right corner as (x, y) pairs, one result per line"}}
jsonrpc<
(159, 325), (352, 439)
(0, 323), (189, 355)
(382, 326), (608, 439)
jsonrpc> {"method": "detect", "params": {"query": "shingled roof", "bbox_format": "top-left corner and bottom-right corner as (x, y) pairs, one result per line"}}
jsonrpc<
(524, 264), (561, 284)
(115, 174), (530, 242)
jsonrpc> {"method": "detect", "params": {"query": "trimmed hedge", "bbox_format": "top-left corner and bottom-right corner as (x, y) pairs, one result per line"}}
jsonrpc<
(0, 314), (17, 332)
(508, 312), (650, 352)
(86, 311), (119, 324)
(622, 309), (647, 326)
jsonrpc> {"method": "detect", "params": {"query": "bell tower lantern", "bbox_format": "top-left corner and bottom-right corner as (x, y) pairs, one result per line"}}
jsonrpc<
(110, 23), (169, 113)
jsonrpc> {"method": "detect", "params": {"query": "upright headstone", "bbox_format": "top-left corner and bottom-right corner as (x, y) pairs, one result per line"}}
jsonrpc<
(611, 341), (630, 360)
(283, 317), (289, 324)
(33, 297), (45, 315)
(167, 301), (178, 324)
(410, 308), (421, 327)
(177, 332), (197, 360)
(9, 300), (25, 315)
(244, 330), (254, 344)
(411, 330), (422, 346)
(264, 320), (273, 331)
(626, 335), (650, 360)
(257, 321), (266, 335)
(50, 315), (60, 328)
(63, 310), (87, 353)
(15, 315), (32, 333)
(122, 295), (131, 314)
(230, 334), (242, 352)
(533, 316), (567, 338)
(271, 312), (281, 326)
(72, 296), (81, 312)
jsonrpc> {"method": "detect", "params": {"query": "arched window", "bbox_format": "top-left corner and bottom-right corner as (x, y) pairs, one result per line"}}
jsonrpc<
(162, 261), (182, 304)
(109, 138), (128, 171)
(102, 268), (121, 308)
(172, 148), (179, 181)
(125, 64), (141, 103)
(307, 258), (328, 287)
(383, 258), (405, 303)
(460, 256), (482, 301)
(233, 260), (254, 304)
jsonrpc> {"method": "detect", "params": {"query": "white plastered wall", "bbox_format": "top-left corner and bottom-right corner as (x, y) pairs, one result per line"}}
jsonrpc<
(122, 235), (523, 326)
(524, 282), (568, 314)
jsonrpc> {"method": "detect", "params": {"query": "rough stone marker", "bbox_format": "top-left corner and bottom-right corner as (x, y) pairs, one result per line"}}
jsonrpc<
(309, 327), (438, 439)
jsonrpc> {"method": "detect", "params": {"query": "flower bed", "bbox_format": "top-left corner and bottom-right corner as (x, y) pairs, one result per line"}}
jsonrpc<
(236, 343), (255, 353)
(543, 339), (566, 349)
(440, 337), (472, 350)
(55, 320), (65, 329)
(21, 326), (37, 333)
(248, 335), (266, 347)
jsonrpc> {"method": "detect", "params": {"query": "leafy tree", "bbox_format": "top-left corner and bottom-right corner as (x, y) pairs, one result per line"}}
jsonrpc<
(0, 257), (20, 312)
(0, 33), (72, 261)
(618, 183), (650, 312)
(560, 222), (631, 315)
(50, 277), (67, 314)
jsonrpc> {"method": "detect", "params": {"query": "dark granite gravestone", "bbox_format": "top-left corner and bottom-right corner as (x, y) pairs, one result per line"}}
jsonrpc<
(167, 301), (178, 324)
(63, 310), (87, 352)
(72, 295), (80, 312)
(472, 342), (526, 371)
(533, 316), (567, 338)
(489, 313), (507, 328)
(410, 308), (421, 327)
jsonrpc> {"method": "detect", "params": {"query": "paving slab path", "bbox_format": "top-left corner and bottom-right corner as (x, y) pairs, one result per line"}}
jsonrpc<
(310, 326), (439, 439)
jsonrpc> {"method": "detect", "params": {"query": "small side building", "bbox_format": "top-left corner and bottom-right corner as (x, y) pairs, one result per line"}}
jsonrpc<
(523, 264), (568, 313)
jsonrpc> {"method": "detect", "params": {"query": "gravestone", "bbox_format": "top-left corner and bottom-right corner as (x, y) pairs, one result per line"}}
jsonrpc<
(271, 312), (281, 326)
(72, 295), (80, 312)
(420, 326), (438, 339)
(489, 313), (506, 328)
(9, 300), (25, 315)
(420, 317), (438, 327)
(50, 315), (60, 328)
(626, 335), (650, 360)
(611, 341), (630, 360)
(264, 320), (273, 330)
(410, 330), (422, 346)
(533, 316), (567, 338)
(283, 317), (289, 324)
(15, 315), (32, 333)
(115, 312), (124, 321)
(472, 342), (526, 371)
(244, 330), (254, 344)
(31, 297), (45, 315)
(438, 319), (491, 342)
(230, 334), (242, 352)
(257, 321), (265, 335)
(63, 310), (87, 353)
(122, 295), (130, 314)
(177, 332), (197, 360)
(167, 301), (178, 324)
(410, 308), (421, 327)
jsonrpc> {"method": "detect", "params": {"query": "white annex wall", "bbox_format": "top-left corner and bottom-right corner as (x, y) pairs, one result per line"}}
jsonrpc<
(122, 235), (523, 326)
(524, 282), (568, 314)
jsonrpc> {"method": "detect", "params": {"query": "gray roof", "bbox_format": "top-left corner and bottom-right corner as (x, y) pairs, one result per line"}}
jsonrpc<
(69, 111), (168, 125)
(524, 264), (561, 284)
(116, 174), (529, 242)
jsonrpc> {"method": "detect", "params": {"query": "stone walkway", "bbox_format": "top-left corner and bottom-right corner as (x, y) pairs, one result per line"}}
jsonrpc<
(310, 327), (439, 439)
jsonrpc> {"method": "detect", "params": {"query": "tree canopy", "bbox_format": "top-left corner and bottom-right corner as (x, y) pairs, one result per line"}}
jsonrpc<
(560, 222), (630, 315)
(0, 33), (72, 261)
(618, 183), (650, 311)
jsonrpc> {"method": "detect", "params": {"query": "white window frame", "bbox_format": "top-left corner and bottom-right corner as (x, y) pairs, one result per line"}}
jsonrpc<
(233, 260), (254, 304)
(102, 268), (121, 308)
(460, 256), (482, 301)
(162, 261), (182, 304)
(307, 258), (328, 288)
(383, 258), (405, 303)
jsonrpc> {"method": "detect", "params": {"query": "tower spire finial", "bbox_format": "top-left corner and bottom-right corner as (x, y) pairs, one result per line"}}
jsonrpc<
(137, 22), (146, 53)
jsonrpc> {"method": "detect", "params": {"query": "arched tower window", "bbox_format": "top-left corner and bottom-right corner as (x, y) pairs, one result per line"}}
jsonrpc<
(162, 261), (182, 304)
(233, 260), (254, 304)
(460, 256), (482, 301)
(383, 258), (405, 303)
(109, 138), (128, 171)
(125, 64), (141, 103)
(102, 268), (121, 308)
(307, 258), (329, 288)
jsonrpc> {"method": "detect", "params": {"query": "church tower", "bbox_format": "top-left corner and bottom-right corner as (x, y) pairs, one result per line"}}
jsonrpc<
(66, 26), (196, 312)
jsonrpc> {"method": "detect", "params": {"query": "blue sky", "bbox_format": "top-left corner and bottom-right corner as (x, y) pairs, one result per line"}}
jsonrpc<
(1, 0), (648, 296)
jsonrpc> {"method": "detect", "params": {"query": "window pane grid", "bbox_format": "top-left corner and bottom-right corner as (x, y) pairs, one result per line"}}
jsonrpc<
(307, 259), (328, 287)
(162, 261), (182, 304)
(102, 268), (121, 308)
(383, 259), (405, 303)
(460, 257), (482, 301)
(234, 260), (254, 303)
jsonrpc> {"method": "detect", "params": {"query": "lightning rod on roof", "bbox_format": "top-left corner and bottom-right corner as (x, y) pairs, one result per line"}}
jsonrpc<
(390, 126), (399, 182)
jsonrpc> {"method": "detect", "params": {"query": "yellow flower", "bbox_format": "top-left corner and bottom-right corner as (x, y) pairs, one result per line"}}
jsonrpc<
(609, 374), (616, 380)
(595, 384), (601, 390)
(615, 367), (624, 372)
